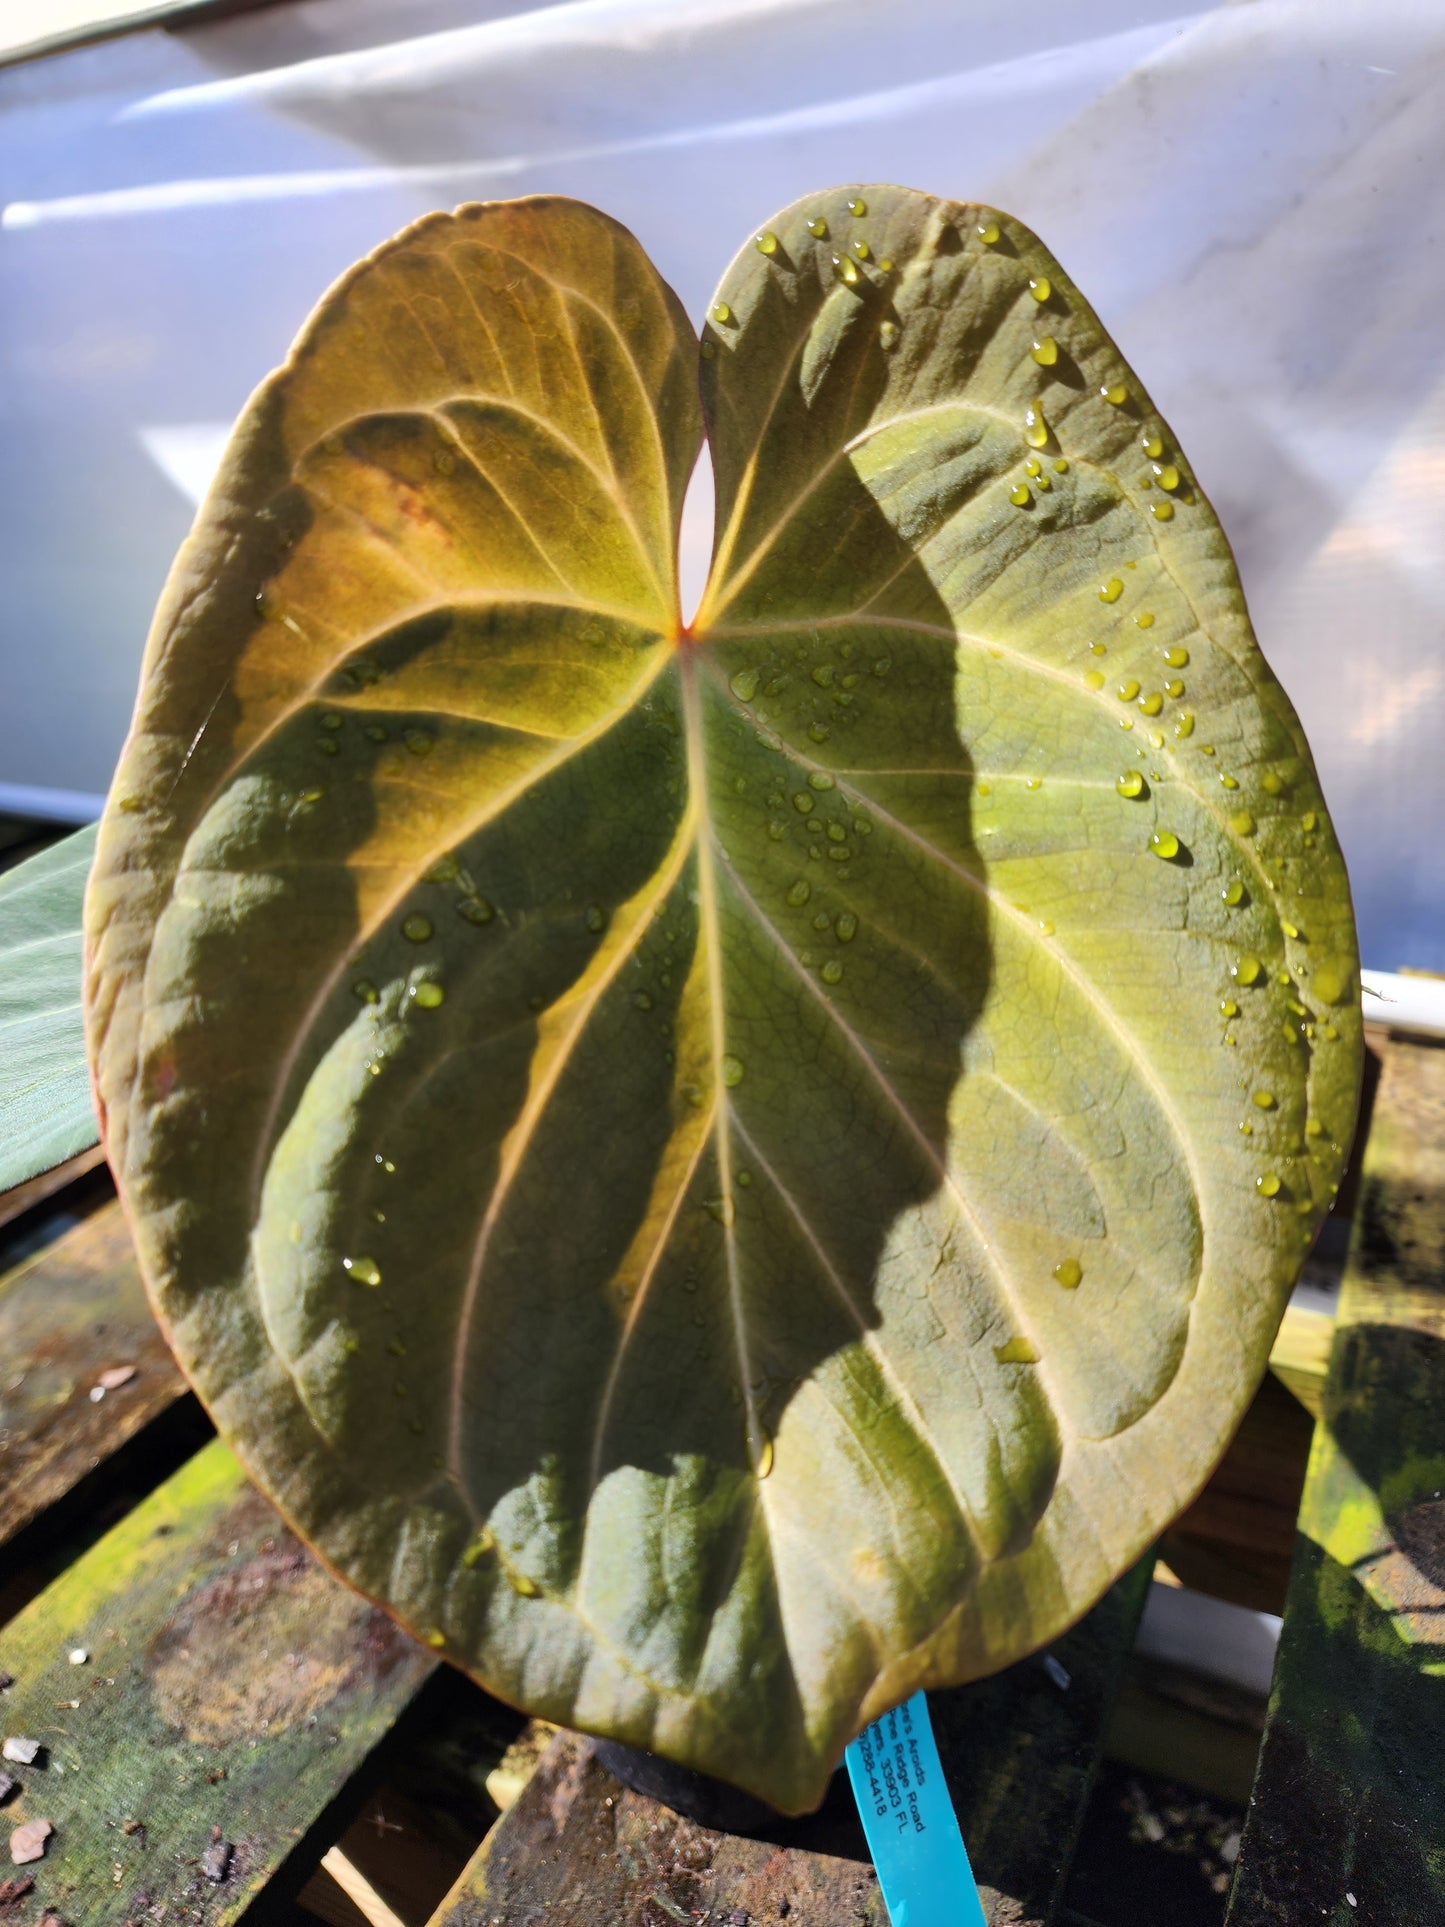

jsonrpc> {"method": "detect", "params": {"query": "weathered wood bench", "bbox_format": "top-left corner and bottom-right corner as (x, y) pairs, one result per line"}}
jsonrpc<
(1, 1028), (1439, 1927)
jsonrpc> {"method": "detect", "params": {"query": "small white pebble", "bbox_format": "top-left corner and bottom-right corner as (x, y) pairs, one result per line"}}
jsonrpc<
(68, 1649), (89, 1667)
(88, 1386), (106, 1403)
(1346, 1897), (1357, 1910)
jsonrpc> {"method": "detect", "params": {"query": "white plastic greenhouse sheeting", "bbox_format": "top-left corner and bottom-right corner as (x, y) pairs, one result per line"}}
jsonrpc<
(1, 0), (1441, 971)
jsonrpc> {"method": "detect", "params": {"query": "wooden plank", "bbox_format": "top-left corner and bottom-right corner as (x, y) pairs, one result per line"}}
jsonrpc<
(294, 1668), (532, 1926)
(1160, 1371), (1315, 1616)
(1267, 1299), (1334, 1420)
(0, 1440), (436, 1924)
(428, 1561), (1152, 1927)
(1227, 1036), (1445, 1924)
(0, 1200), (185, 1553)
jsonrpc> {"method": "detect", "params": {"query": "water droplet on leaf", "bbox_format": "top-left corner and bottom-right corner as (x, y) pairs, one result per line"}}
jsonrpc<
(1311, 961), (1352, 1006)
(994, 1336), (1039, 1364)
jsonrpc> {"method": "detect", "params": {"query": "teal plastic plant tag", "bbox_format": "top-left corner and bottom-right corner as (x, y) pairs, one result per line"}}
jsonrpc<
(845, 1691), (989, 1927)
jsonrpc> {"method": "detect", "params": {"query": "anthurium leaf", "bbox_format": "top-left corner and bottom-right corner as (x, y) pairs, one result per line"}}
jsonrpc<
(1, 824), (98, 1190)
(85, 189), (1361, 1813)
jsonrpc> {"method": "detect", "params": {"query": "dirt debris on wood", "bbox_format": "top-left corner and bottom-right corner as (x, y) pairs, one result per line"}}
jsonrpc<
(8, 1817), (53, 1865)
(200, 1826), (232, 1884)
(89, 1366), (138, 1403)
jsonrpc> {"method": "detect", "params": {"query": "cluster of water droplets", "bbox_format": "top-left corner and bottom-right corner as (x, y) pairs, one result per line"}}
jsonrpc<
(725, 641), (891, 998)
(705, 194), (900, 361)
(1072, 513), (1349, 1218)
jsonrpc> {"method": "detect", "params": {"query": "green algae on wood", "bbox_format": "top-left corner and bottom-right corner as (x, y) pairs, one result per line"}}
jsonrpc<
(1226, 1036), (1445, 1925)
(0, 1441), (434, 1925)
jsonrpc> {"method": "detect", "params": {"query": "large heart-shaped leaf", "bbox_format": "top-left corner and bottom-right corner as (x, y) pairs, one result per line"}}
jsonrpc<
(85, 190), (1361, 1812)
(1, 824), (99, 1191)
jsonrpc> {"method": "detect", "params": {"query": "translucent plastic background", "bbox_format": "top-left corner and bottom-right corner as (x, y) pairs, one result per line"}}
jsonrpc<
(1, 0), (1441, 968)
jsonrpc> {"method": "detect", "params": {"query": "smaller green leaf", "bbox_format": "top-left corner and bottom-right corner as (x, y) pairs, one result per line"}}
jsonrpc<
(0, 824), (99, 1190)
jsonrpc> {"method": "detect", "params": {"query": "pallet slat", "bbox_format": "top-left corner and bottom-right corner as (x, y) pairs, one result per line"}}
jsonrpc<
(0, 1440), (436, 1924)
(430, 1560), (1151, 1927)
(1227, 1035), (1445, 1923)
(0, 1201), (185, 1552)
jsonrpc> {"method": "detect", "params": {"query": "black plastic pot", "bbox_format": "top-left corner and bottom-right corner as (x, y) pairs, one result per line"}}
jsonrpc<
(593, 1738), (786, 1835)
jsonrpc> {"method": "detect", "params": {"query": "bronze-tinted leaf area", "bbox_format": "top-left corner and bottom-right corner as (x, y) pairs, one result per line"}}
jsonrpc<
(84, 189), (1361, 1812)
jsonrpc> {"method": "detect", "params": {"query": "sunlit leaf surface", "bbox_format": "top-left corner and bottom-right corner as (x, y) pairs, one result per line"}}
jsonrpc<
(85, 190), (1361, 1811)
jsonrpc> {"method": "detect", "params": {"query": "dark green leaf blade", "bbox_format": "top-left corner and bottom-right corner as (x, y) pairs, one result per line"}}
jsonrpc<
(84, 188), (1361, 1815)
